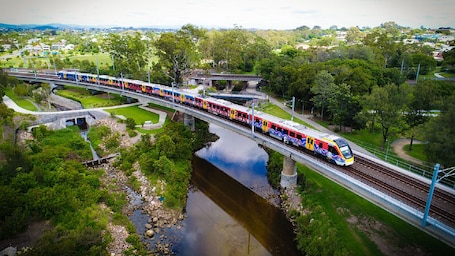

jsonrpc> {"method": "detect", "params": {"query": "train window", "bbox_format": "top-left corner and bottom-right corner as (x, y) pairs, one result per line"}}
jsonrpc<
(283, 129), (288, 135)
(329, 146), (338, 155)
(307, 138), (312, 144)
(271, 124), (276, 129)
(296, 134), (302, 140)
(289, 131), (295, 137)
(319, 142), (323, 149)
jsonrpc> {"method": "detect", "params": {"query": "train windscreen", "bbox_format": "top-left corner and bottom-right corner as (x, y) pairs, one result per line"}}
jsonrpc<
(334, 139), (353, 159)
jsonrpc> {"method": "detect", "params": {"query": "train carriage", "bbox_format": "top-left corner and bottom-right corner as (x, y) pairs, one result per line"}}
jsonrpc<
(183, 93), (195, 105)
(98, 75), (111, 86)
(56, 69), (354, 166)
(205, 98), (232, 118)
(124, 79), (143, 93)
(142, 84), (153, 95)
(194, 97), (207, 110)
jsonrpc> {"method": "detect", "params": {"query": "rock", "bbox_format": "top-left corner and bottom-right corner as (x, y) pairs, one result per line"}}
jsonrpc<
(145, 223), (152, 229)
(145, 229), (154, 237)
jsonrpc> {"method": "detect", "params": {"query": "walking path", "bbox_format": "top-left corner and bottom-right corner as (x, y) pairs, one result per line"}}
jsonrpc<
(391, 138), (424, 166)
(2, 95), (167, 129)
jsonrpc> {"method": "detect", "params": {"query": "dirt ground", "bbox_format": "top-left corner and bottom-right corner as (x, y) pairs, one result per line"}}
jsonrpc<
(0, 221), (51, 251)
(391, 138), (424, 165)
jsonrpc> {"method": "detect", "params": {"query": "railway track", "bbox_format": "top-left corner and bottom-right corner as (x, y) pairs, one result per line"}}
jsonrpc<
(342, 155), (455, 228)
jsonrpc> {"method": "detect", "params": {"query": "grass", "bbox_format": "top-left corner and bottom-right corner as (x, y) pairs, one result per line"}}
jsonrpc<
(4, 88), (39, 111)
(258, 102), (316, 129)
(51, 84), (171, 134)
(105, 105), (159, 125)
(403, 143), (428, 162)
(55, 85), (126, 108)
(66, 52), (112, 67)
(297, 163), (455, 255)
(341, 128), (394, 149)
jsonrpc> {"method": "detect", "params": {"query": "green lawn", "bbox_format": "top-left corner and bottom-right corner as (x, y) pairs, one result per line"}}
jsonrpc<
(105, 105), (159, 125)
(66, 52), (112, 66)
(55, 85), (126, 108)
(403, 143), (428, 161)
(258, 102), (316, 129)
(5, 88), (38, 111)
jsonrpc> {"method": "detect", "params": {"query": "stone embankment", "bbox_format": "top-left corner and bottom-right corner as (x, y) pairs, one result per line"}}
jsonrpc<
(99, 160), (185, 255)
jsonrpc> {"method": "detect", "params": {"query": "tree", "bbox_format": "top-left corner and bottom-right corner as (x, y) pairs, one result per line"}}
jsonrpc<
(359, 83), (411, 149)
(441, 48), (455, 73)
(156, 134), (176, 158)
(423, 92), (455, 167)
(210, 27), (248, 72)
(311, 70), (336, 120)
(243, 35), (273, 73)
(327, 83), (360, 131)
(405, 80), (435, 150)
(411, 52), (437, 76)
(153, 24), (204, 86)
(153, 155), (174, 177)
(125, 117), (136, 130)
(105, 32), (147, 78)
(346, 27), (361, 44)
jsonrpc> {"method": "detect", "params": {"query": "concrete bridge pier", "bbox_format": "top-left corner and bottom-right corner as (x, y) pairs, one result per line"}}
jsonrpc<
(281, 155), (297, 188)
(184, 113), (195, 131)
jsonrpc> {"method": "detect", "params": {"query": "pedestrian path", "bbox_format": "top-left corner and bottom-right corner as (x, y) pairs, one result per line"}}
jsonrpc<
(2, 95), (166, 129)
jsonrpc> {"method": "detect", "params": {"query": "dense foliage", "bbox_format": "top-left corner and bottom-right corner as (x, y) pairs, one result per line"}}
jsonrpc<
(114, 120), (210, 210)
(0, 125), (112, 255)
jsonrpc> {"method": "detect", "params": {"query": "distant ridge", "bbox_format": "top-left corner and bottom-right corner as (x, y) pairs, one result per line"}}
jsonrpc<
(0, 22), (178, 31)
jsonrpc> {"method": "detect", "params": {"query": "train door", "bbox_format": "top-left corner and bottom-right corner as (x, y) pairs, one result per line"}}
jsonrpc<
(328, 144), (335, 160)
(306, 136), (314, 151)
(262, 120), (269, 132)
(202, 100), (208, 110)
(230, 109), (236, 120)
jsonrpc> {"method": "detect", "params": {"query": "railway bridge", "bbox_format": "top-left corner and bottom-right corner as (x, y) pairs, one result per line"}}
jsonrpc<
(191, 72), (262, 87)
(5, 70), (455, 246)
(6, 70), (298, 188)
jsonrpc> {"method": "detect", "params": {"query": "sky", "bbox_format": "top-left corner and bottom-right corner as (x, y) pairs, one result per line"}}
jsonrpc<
(1, 0), (454, 30)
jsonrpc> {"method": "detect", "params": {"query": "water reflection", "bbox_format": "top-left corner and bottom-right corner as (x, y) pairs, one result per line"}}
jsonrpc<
(196, 125), (273, 194)
(182, 155), (300, 255)
(175, 187), (268, 255)
(132, 124), (300, 255)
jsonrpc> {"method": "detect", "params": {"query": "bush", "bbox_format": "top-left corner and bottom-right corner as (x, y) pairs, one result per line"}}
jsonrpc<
(125, 118), (136, 130)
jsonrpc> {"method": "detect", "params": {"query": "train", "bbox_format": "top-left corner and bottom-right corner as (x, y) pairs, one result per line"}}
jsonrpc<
(57, 70), (354, 166)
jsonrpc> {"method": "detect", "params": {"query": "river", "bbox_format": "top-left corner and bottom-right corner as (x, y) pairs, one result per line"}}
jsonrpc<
(132, 124), (300, 255)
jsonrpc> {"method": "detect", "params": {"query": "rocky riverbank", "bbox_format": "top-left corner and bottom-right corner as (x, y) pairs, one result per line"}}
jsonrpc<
(100, 159), (185, 255)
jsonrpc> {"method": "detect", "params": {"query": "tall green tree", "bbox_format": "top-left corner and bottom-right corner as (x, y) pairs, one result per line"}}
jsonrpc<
(153, 24), (204, 86)
(423, 92), (455, 167)
(311, 70), (336, 120)
(211, 27), (248, 72)
(327, 83), (360, 131)
(405, 80), (435, 150)
(358, 83), (411, 149)
(105, 32), (147, 78)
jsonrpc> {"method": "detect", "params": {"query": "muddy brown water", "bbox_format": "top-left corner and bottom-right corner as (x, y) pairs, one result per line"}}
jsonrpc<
(132, 124), (301, 255)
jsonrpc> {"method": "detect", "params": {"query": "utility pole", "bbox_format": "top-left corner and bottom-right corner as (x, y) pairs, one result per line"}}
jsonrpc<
(291, 96), (295, 121)
(251, 102), (255, 137)
(422, 164), (455, 227)
(415, 63), (421, 84)
(96, 56), (100, 85)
